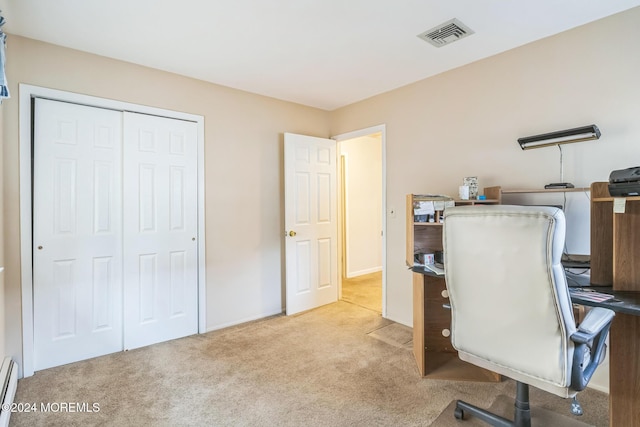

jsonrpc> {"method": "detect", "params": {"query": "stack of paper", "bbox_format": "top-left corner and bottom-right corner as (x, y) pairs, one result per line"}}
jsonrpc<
(569, 289), (614, 303)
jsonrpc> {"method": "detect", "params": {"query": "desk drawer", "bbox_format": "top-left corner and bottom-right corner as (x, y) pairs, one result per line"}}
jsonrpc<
(424, 275), (454, 352)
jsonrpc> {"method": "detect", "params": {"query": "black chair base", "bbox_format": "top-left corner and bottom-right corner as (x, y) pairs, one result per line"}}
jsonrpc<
(454, 382), (531, 427)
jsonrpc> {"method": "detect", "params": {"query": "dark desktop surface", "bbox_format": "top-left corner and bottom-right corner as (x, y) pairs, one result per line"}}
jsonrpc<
(410, 265), (640, 315)
(410, 265), (443, 277)
(569, 286), (640, 316)
(412, 265), (593, 284)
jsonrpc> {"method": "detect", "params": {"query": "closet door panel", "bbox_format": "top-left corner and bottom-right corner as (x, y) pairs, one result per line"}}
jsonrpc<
(123, 112), (198, 350)
(33, 99), (123, 371)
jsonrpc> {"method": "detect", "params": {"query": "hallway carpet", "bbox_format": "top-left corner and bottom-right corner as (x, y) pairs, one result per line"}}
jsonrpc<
(341, 271), (382, 313)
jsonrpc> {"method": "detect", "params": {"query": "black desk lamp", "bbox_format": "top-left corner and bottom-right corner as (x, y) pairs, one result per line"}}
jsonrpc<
(517, 125), (601, 189)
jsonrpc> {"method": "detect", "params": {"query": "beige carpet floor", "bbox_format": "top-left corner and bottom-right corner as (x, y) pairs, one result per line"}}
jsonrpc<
(9, 300), (608, 426)
(341, 271), (382, 313)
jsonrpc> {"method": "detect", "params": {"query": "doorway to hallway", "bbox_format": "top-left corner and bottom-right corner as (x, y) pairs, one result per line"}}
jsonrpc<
(334, 126), (385, 314)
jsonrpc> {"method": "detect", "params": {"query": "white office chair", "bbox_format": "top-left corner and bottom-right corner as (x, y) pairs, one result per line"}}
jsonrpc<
(442, 205), (614, 427)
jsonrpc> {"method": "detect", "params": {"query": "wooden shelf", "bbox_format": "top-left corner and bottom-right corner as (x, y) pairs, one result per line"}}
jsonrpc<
(593, 195), (640, 202)
(406, 188), (501, 266)
(502, 187), (589, 194)
(591, 181), (640, 290)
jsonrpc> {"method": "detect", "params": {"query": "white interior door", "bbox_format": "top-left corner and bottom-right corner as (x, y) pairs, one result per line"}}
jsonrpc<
(33, 99), (123, 370)
(122, 112), (199, 350)
(284, 133), (338, 315)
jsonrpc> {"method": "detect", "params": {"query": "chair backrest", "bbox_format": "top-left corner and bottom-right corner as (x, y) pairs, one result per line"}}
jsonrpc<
(443, 205), (577, 397)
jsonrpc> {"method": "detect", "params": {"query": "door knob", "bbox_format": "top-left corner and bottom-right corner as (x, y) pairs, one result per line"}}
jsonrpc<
(37, 246), (43, 250)
(288, 231), (297, 237)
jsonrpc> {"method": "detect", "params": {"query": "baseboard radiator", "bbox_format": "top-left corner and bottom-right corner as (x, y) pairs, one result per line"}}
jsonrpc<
(0, 357), (18, 427)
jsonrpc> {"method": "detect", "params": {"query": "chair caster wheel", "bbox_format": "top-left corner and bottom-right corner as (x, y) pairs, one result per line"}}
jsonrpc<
(454, 407), (464, 420)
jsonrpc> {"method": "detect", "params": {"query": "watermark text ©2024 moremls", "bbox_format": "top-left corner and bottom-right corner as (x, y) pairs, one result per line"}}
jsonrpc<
(3, 402), (101, 413)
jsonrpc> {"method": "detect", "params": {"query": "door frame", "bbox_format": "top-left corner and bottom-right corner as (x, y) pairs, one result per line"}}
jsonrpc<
(19, 84), (207, 377)
(332, 125), (387, 317)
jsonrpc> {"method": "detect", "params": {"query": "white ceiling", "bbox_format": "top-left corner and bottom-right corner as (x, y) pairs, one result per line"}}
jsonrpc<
(2, 1), (639, 110)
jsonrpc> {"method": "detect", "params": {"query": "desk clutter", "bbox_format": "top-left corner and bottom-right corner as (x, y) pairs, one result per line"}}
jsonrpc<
(408, 188), (501, 273)
(568, 288), (615, 303)
(423, 263), (445, 275)
(412, 194), (454, 223)
(460, 176), (478, 200)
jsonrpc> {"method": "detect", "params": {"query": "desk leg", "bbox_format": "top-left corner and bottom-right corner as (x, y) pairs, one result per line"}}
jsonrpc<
(412, 273), (426, 376)
(609, 313), (640, 427)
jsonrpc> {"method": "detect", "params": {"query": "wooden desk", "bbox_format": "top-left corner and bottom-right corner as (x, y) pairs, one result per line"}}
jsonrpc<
(408, 186), (639, 425)
(407, 192), (501, 382)
(570, 287), (640, 427)
(412, 268), (500, 382)
(588, 181), (640, 426)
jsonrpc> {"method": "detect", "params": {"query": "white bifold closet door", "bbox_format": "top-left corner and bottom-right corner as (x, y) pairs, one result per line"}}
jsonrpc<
(33, 99), (124, 370)
(33, 99), (198, 371)
(122, 112), (198, 350)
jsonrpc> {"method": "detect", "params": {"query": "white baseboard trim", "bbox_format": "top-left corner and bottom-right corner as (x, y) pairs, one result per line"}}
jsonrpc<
(0, 358), (18, 427)
(587, 381), (609, 394)
(346, 266), (382, 278)
(205, 308), (284, 333)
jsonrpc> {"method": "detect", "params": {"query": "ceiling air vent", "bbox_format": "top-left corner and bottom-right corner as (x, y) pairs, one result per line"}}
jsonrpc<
(417, 18), (475, 48)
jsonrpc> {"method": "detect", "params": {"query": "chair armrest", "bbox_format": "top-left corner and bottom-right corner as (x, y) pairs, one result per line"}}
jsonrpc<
(572, 307), (615, 343)
(570, 307), (615, 391)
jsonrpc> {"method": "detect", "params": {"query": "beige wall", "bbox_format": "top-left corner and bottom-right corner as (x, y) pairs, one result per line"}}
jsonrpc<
(2, 35), (330, 368)
(330, 7), (640, 334)
(340, 135), (382, 277)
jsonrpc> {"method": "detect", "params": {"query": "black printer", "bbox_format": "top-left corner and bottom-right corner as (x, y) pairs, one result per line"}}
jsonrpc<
(609, 166), (640, 197)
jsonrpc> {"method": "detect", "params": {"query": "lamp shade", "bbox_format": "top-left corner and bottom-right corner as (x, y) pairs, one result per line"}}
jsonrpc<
(518, 125), (600, 150)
